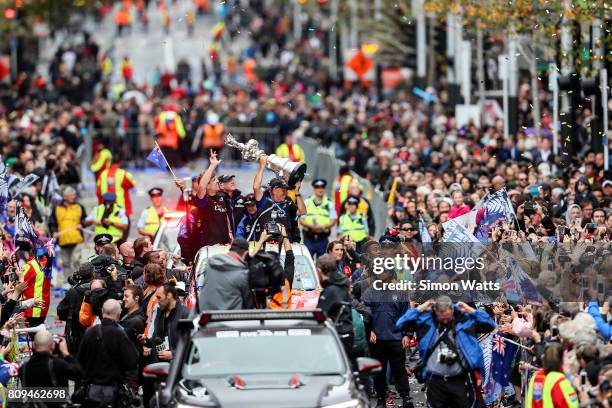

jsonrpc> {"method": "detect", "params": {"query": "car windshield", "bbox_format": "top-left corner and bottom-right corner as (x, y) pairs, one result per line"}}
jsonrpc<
(197, 254), (318, 291)
(184, 329), (345, 377)
(157, 225), (179, 252)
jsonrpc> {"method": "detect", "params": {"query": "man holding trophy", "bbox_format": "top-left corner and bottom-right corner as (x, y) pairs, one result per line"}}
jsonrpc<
(224, 134), (307, 244)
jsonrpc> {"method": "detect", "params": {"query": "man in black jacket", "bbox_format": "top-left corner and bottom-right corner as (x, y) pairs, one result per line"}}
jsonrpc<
(120, 284), (146, 391)
(316, 254), (353, 355)
(20, 329), (83, 407)
(150, 282), (190, 362)
(77, 299), (139, 407)
(57, 262), (94, 353)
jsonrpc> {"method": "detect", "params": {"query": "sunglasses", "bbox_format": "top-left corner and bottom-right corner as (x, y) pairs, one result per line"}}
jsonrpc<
(401, 227), (415, 232)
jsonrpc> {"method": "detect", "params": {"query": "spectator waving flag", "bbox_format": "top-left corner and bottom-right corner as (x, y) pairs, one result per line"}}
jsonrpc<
(418, 216), (433, 251)
(0, 164), (8, 215)
(482, 335), (518, 405)
(44, 172), (62, 205)
(147, 143), (170, 172)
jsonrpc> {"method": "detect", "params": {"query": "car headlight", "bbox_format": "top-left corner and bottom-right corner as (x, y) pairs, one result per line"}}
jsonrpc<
(322, 399), (363, 408)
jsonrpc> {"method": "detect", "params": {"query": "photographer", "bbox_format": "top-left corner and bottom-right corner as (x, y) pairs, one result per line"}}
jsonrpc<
(198, 237), (253, 310)
(396, 296), (496, 408)
(250, 227), (295, 309)
(79, 279), (120, 328)
(20, 330), (83, 407)
(57, 262), (95, 353)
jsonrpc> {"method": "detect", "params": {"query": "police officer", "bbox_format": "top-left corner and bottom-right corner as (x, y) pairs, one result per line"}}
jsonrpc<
(85, 192), (129, 244)
(338, 196), (369, 253)
(300, 179), (336, 258)
(89, 233), (113, 261)
(252, 154), (306, 242)
(235, 194), (258, 240)
(137, 187), (168, 240)
(218, 174), (246, 234)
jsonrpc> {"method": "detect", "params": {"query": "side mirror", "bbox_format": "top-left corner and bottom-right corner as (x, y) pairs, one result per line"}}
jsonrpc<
(356, 357), (382, 377)
(143, 362), (170, 382)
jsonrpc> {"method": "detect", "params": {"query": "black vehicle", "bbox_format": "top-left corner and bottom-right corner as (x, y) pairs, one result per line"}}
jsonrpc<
(145, 310), (381, 408)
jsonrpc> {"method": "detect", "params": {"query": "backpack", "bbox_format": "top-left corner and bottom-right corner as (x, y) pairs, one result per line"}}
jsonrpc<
(351, 309), (367, 355)
(247, 251), (283, 294)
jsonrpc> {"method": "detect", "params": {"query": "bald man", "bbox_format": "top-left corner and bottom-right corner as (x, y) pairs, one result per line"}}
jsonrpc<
(77, 299), (139, 398)
(20, 329), (83, 395)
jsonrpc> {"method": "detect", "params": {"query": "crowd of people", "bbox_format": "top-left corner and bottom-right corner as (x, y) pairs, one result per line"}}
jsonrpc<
(0, 0), (609, 407)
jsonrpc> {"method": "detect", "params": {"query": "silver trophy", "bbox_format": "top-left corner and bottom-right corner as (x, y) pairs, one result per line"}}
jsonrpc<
(224, 133), (307, 187)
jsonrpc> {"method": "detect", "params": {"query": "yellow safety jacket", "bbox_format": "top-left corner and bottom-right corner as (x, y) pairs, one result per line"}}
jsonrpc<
(90, 148), (112, 179)
(303, 196), (332, 227)
(97, 166), (135, 216)
(141, 206), (169, 236)
(525, 370), (579, 408)
(275, 143), (304, 162)
(93, 204), (125, 243)
(339, 213), (368, 243)
(55, 203), (84, 247)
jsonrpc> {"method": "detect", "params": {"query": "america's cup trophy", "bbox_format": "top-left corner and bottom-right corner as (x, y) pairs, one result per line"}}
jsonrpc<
(224, 133), (307, 187)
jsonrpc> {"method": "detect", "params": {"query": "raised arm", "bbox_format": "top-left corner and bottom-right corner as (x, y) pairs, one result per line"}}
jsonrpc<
(253, 155), (268, 202)
(197, 150), (220, 199)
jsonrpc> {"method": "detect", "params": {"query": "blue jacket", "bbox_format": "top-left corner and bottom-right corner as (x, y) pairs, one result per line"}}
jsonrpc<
(363, 286), (410, 341)
(396, 306), (496, 379)
(588, 301), (611, 340)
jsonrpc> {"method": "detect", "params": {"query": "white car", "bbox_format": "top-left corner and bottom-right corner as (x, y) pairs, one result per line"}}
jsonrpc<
(193, 243), (322, 310)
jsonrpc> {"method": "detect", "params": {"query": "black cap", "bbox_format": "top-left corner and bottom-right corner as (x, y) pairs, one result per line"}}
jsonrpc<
(218, 174), (235, 183)
(243, 194), (256, 205)
(346, 196), (360, 205)
(312, 179), (327, 188)
(269, 177), (289, 190)
(94, 233), (113, 246)
(230, 237), (249, 251)
(148, 187), (163, 196)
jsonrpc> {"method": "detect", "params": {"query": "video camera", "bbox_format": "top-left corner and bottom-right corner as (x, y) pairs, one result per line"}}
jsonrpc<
(91, 254), (128, 282)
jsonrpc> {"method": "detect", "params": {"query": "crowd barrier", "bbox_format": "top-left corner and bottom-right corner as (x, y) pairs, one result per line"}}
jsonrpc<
(301, 137), (389, 238)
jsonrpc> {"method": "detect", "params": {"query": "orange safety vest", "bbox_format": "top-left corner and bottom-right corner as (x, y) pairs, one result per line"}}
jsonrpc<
(203, 123), (225, 149)
(97, 165), (135, 216)
(269, 278), (292, 309)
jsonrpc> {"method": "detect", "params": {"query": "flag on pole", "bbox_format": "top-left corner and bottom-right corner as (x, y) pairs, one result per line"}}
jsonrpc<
(14, 203), (40, 247)
(0, 164), (8, 215)
(482, 335), (519, 404)
(10, 173), (39, 199)
(147, 144), (169, 171)
(500, 250), (542, 304)
(44, 172), (62, 205)
(418, 216), (432, 251)
(473, 189), (516, 244)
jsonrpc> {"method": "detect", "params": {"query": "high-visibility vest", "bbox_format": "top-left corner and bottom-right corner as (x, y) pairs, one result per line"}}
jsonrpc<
(93, 204), (125, 243)
(203, 123), (225, 149)
(22, 258), (49, 318)
(339, 213), (367, 243)
(98, 166), (134, 216)
(303, 196), (332, 227)
(156, 111), (186, 149)
(270, 278), (292, 310)
(275, 143), (304, 163)
(90, 148), (112, 180)
(525, 370), (579, 408)
(141, 206), (169, 236)
(334, 174), (353, 214)
(55, 203), (84, 246)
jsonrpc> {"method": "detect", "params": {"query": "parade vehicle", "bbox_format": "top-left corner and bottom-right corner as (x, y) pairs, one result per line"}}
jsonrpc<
(144, 310), (381, 408)
(153, 211), (185, 268)
(193, 244), (322, 309)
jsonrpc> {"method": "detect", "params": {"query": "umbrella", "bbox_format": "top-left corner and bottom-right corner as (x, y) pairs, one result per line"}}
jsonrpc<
(122, 90), (147, 105)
